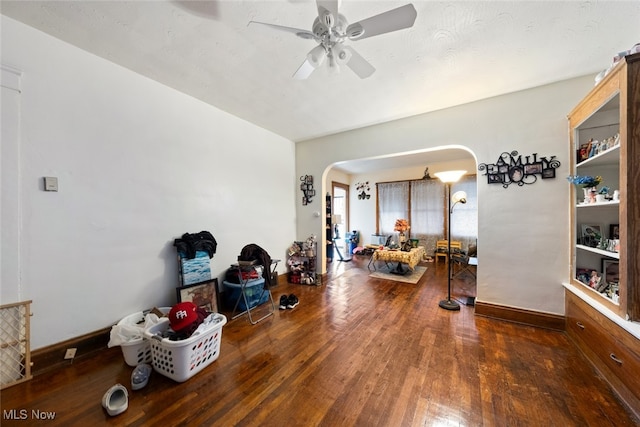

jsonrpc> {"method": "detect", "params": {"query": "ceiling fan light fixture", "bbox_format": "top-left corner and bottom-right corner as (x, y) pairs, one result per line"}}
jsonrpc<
(250, 1), (418, 79)
(307, 44), (327, 68)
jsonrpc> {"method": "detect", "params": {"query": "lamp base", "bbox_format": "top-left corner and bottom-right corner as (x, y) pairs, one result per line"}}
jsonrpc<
(439, 299), (461, 311)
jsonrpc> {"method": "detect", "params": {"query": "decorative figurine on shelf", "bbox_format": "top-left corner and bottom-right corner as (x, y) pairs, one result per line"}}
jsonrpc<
(589, 270), (602, 289)
(303, 235), (316, 257)
(597, 236), (608, 251)
(567, 175), (602, 204)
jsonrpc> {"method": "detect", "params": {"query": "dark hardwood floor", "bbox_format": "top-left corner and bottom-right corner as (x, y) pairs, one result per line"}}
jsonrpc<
(2, 255), (638, 426)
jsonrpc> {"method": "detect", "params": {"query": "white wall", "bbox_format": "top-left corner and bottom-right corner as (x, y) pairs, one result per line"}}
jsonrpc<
(1, 16), (296, 350)
(298, 75), (595, 316)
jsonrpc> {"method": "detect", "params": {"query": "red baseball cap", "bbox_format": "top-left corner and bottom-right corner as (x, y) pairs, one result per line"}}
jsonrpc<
(169, 302), (198, 332)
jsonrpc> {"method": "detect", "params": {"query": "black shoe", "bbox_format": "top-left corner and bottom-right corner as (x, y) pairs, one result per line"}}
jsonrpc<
(279, 295), (288, 310)
(287, 294), (299, 309)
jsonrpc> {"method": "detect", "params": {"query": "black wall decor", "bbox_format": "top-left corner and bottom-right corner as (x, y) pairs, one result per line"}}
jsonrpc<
(478, 151), (560, 188)
(355, 181), (370, 200)
(300, 175), (315, 205)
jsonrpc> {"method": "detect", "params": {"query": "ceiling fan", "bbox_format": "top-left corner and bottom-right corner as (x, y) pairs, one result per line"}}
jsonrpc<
(248, 1), (417, 79)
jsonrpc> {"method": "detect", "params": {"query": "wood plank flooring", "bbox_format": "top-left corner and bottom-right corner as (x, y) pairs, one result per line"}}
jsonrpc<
(2, 255), (638, 426)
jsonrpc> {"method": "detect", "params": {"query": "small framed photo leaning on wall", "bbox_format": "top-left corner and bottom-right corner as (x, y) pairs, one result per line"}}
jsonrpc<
(177, 278), (219, 313)
(602, 259), (620, 286)
(610, 224), (620, 239)
(580, 223), (603, 247)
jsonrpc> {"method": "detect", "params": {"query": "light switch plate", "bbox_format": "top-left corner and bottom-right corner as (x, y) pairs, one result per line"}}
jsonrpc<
(44, 176), (58, 192)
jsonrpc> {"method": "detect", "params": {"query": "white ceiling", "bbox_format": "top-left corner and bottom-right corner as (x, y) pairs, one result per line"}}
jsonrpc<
(2, 1), (639, 173)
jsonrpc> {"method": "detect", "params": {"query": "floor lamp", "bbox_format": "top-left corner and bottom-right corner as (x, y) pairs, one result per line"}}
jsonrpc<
(434, 170), (467, 311)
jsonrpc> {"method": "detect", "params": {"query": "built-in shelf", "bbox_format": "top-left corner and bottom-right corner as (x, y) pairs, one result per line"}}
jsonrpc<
(565, 52), (640, 417)
(575, 200), (619, 208)
(576, 143), (620, 168)
(575, 244), (620, 259)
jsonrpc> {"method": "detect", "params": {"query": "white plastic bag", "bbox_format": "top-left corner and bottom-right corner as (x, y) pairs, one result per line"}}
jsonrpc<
(107, 312), (162, 348)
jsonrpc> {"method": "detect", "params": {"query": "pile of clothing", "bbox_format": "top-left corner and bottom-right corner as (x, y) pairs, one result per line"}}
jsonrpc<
(237, 243), (274, 288)
(165, 302), (209, 341)
(173, 231), (217, 259)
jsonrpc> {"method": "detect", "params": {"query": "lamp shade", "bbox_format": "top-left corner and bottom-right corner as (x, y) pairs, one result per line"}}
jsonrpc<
(332, 214), (342, 225)
(452, 191), (467, 204)
(434, 170), (467, 183)
(307, 44), (327, 68)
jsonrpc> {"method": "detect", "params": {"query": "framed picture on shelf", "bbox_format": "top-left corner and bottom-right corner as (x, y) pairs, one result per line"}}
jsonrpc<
(609, 223), (620, 239)
(602, 259), (620, 285)
(580, 223), (603, 247)
(177, 278), (219, 313)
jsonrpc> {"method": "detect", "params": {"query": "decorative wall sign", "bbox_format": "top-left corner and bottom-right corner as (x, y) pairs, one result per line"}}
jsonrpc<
(478, 151), (560, 188)
(300, 175), (315, 205)
(355, 181), (370, 200)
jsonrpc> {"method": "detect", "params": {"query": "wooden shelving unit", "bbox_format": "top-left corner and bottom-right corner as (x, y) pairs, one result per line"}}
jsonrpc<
(565, 52), (640, 416)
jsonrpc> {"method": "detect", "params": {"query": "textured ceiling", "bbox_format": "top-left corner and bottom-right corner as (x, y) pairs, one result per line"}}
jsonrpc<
(2, 1), (639, 151)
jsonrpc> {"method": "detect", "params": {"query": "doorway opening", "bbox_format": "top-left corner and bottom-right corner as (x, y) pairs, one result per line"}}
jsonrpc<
(332, 181), (349, 253)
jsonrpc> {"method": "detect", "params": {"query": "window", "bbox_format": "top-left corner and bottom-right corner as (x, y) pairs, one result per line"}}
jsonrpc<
(377, 181), (409, 236)
(410, 179), (445, 253)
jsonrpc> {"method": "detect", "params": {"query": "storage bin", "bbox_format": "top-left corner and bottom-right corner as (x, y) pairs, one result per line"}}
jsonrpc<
(223, 278), (268, 311)
(144, 313), (227, 382)
(118, 307), (171, 367)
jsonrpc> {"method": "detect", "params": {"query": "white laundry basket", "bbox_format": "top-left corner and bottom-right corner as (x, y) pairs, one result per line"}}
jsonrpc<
(117, 308), (170, 367)
(143, 313), (226, 382)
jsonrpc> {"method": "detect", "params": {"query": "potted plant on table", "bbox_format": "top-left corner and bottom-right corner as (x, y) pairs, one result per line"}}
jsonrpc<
(394, 219), (410, 244)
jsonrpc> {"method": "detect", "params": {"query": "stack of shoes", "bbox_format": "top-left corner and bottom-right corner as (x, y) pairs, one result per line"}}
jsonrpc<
(279, 294), (299, 310)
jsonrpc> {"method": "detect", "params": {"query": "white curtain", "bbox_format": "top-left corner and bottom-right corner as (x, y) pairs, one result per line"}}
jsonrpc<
(410, 179), (444, 254)
(377, 182), (409, 240)
(376, 176), (478, 256)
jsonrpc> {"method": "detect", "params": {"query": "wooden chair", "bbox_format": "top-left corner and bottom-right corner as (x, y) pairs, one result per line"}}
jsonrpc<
(435, 240), (462, 264)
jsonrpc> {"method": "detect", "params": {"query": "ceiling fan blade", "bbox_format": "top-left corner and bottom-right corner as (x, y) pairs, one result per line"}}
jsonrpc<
(346, 4), (417, 41)
(293, 59), (316, 80)
(316, 0), (339, 29)
(342, 46), (375, 79)
(248, 21), (316, 40)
